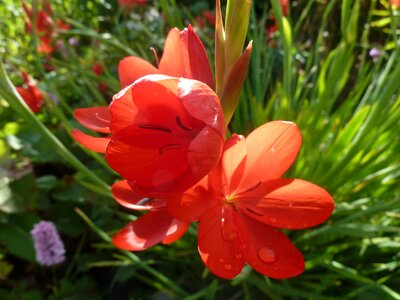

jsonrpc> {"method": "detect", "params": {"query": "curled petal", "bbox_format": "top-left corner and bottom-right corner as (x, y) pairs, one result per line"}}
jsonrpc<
(239, 213), (305, 279)
(178, 78), (224, 135)
(238, 121), (302, 191)
(198, 206), (245, 279)
(118, 56), (159, 88)
(112, 210), (186, 251)
(109, 84), (138, 135)
(74, 107), (110, 133)
(237, 179), (334, 229)
(112, 180), (166, 211)
(71, 129), (110, 153)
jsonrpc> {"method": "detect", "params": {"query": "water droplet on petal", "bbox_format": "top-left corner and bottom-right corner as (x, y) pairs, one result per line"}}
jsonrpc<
(224, 264), (232, 270)
(218, 258), (224, 263)
(258, 247), (277, 263)
(221, 208), (238, 241)
(269, 217), (277, 224)
(235, 252), (243, 259)
(288, 202), (293, 207)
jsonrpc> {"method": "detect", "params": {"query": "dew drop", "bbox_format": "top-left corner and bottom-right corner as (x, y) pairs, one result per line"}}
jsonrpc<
(218, 258), (224, 263)
(224, 264), (232, 270)
(288, 202), (293, 207)
(258, 247), (277, 263)
(269, 217), (277, 224)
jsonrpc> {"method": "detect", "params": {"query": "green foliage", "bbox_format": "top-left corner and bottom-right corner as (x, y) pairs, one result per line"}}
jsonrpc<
(0, 0), (399, 299)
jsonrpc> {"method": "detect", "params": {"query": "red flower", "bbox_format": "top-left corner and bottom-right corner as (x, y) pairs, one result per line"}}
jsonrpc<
(118, 25), (214, 90)
(168, 121), (334, 279)
(92, 63), (108, 93)
(16, 71), (44, 113)
(22, 1), (70, 55)
(118, 0), (147, 7)
(111, 180), (189, 250)
(72, 75), (225, 194)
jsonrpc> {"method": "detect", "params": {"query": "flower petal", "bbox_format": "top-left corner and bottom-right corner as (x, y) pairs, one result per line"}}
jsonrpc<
(198, 206), (245, 279)
(106, 123), (189, 189)
(162, 219), (189, 244)
(71, 129), (110, 153)
(112, 180), (166, 211)
(112, 210), (182, 251)
(237, 178), (334, 229)
(239, 213), (304, 279)
(74, 106), (110, 133)
(219, 134), (247, 194)
(118, 56), (159, 88)
(167, 176), (216, 222)
(178, 78), (224, 134)
(182, 25), (214, 89)
(159, 28), (189, 78)
(238, 121), (302, 191)
(109, 84), (138, 135)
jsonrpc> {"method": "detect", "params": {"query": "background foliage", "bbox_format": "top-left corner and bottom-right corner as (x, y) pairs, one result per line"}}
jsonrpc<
(0, 0), (399, 299)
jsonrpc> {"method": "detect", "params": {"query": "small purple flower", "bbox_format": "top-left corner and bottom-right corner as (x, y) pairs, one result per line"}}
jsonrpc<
(31, 221), (66, 266)
(68, 37), (79, 47)
(369, 48), (381, 60)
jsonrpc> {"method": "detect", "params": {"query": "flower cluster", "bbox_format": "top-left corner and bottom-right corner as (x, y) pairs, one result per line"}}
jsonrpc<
(73, 25), (334, 279)
(31, 221), (66, 267)
(22, 0), (70, 55)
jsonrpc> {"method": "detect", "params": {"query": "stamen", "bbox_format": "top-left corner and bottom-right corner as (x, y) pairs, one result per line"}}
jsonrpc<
(138, 124), (172, 133)
(246, 208), (264, 217)
(159, 144), (183, 155)
(150, 47), (159, 67)
(243, 181), (262, 193)
(176, 116), (193, 131)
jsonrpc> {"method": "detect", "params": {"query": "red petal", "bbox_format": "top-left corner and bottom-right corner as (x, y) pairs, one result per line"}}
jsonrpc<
(112, 210), (181, 251)
(182, 25), (214, 89)
(109, 85), (138, 135)
(112, 180), (166, 211)
(237, 178), (334, 229)
(159, 28), (189, 78)
(178, 78), (224, 134)
(162, 219), (189, 244)
(71, 129), (110, 153)
(106, 124), (190, 189)
(74, 107), (110, 133)
(219, 134), (247, 194)
(238, 121), (302, 191)
(118, 56), (159, 88)
(167, 177), (216, 222)
(239, 213), (304, 279)
(198, 206), (245, 279)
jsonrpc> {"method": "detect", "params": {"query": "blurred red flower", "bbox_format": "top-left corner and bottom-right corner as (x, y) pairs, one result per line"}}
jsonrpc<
(22, 0), (70, 55)
(16, 71), (44, 113)
(111, 180), (189, 251)
(391, 0), (400, 7)
(118, 0), (147, 7)
(91, 63), (108, 93)
(168, 121), (334, 279)
(73, 75), (225, 194)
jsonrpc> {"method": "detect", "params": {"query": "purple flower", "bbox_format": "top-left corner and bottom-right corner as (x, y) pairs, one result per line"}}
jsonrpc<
(369, 48), (381, 59)
(31, 221), (66, 266)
